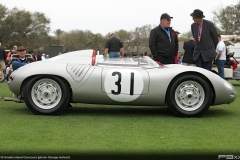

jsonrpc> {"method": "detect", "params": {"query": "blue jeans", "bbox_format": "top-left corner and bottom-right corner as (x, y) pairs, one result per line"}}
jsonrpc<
(216, 59), (226, 78)
(109, 52), (120, 58)
(195, 54), (212, 71)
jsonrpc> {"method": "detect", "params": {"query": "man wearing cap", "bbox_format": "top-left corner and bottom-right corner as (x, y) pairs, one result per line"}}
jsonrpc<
(190, 9), (218, 71)
(149, 13), (178, 64)
(9, 46), (33, 71)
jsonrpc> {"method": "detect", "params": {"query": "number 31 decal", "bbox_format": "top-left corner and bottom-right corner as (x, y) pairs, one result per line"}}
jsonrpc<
(104, 69), (144, 102)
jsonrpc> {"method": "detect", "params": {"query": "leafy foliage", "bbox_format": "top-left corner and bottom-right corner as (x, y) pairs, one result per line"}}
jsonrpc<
(0, 5), (51, 51)
(213, 0), (240, 35)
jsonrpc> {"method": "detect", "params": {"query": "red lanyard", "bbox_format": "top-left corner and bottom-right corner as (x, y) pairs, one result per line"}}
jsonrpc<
(198, 25), (202, 42)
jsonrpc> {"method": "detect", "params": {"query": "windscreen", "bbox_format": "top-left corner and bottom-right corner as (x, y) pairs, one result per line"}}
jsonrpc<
(96, 56), (160, 68)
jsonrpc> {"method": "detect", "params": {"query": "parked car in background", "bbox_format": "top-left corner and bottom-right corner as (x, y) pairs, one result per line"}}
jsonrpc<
(212, 52), (240, 80)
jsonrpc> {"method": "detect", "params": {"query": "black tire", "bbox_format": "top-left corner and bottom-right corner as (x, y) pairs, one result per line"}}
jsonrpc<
(23, 75), (70, 115)
(167, 74), (212, 117)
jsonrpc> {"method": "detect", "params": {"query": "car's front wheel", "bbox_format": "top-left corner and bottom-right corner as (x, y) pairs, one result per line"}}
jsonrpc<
(167, 74), (212, 117)
(23, 76), (70, 115)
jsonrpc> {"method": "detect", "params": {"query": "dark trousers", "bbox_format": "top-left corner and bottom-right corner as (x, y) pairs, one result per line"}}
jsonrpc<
(156, 55), (175, 64)
(195, 54), (212, 71)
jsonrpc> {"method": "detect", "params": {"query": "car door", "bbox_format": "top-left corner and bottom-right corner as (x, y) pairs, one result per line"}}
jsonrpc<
(101, 67), (149, 102)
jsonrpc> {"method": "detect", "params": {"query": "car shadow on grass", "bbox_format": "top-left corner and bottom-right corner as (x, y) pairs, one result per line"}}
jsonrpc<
(232, 83), (240, 86)
(4, 104), (173, 117)
(203, 107), (234, 118)
(8, 104), (233, 118)
(63, 105), (232, 118)
(63, 105), (174, 117)
(8, 107), (34, 115)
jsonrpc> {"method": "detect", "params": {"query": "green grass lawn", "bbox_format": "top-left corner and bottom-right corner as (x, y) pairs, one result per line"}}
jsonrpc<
(0, 81), (240, 159)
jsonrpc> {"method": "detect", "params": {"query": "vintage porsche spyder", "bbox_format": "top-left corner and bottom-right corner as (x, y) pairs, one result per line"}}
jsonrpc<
(7, 50), (237, 117)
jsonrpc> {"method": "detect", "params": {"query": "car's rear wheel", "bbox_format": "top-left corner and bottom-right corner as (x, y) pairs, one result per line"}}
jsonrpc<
(167, 74), (212, 117)
(23, 76), (70, 115)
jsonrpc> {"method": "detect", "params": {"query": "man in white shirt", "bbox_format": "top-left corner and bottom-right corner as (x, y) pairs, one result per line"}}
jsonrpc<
(215, 34), (226, 78)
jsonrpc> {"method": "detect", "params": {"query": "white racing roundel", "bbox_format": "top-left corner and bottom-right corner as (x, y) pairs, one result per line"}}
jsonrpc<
(104, 69), (144, 102)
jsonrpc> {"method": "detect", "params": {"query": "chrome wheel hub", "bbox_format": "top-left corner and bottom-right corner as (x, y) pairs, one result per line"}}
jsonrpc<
(175, 81), (205, 111)
(31, 79), (62, 109)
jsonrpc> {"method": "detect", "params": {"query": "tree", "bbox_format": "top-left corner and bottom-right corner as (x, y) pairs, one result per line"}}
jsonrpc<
(53, 29), (65, 44)
(89, 33), (105, 52)
(178, 31), (192, 42)
(0, 4), (9, 46)
(212, 1), (240, 35)
(0, 5), (51, 50)
(60, 29), (105, 52)
(113, 25), (153, 56)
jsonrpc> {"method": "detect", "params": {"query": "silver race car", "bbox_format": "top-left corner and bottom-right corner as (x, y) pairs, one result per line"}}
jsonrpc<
(7, 50), (237, 117)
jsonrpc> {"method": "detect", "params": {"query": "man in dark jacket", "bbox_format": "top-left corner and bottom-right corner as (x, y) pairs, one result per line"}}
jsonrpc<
(149, 13), (178, 64)
(182, 36), (195, 66)
(190, 9), (218, 71)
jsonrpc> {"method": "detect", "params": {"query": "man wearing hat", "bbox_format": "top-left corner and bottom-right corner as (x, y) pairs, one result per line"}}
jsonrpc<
(9, 46), (33, 71)
(190, 9), (218, 71)
(149, 13), (178, 64)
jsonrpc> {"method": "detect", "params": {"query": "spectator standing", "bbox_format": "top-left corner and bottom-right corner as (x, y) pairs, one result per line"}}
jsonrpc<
(9, 46), (33, 71)
(190, 9), (218, 71)
(33, 53), (38, 61)
(182, 36), (195, 66)
(104, 33), (124, 58)
(149, 13), (178, 64)
(6, 45), (17, 62)
(41, 53), (46, 61)
(215, 34), (226, 78)
(0, 43), (6, 82)
(37, 53), (42, 61)
(144, 51), (151, 57)
(31, 53), (36, 61)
